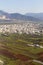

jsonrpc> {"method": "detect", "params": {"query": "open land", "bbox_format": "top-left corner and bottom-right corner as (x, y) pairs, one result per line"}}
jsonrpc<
(0, 33), (43, 65)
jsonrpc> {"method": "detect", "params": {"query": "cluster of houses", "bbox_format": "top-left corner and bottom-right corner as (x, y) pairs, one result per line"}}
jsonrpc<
(0, 23), (43, 34)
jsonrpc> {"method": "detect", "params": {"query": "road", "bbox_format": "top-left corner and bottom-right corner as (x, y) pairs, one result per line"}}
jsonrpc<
(27, 44), (43, 48)
(33, 60), (43, 64)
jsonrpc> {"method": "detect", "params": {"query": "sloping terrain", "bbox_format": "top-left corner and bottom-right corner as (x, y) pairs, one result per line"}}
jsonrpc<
(0, 10), (42, 22)
(0, 33), (43, 65)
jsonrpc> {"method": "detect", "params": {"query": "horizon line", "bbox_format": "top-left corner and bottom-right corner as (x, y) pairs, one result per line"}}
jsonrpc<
(0, 10), (43, 14)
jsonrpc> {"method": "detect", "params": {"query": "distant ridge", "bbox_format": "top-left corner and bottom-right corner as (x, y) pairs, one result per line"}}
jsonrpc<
(25, 13), (43, 20)
(0, 10), (42, 23)
(10, 13), (40, 21)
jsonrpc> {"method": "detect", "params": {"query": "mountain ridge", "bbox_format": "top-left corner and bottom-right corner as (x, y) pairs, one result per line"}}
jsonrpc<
(25, 13), (43, 20)
(0, 10), (42, 23)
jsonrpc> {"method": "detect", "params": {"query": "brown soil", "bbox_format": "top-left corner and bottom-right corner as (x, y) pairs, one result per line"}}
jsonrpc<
(37, 52), (43, 62)
(0, 48), (32, 61)
(15, 54), (32, 61)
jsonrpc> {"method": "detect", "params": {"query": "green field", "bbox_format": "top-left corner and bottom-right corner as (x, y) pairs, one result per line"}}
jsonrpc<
(0, 33), (43, 65)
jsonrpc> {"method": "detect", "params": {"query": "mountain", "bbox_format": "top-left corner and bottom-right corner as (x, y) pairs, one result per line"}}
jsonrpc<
(25, 13), (43, 20)
(0, 10), (10, 18)
(0, 10), (42, 22)
(0, 10), (8, 15)
(10, 13), (41, 21)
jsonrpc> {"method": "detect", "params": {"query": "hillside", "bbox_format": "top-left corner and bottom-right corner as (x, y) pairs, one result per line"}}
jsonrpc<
(25, 13), (43, 20)
(0, 10), (41, 22)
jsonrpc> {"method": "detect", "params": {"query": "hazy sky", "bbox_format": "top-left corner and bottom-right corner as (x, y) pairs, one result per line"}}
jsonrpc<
(0, 0), (43, 14)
